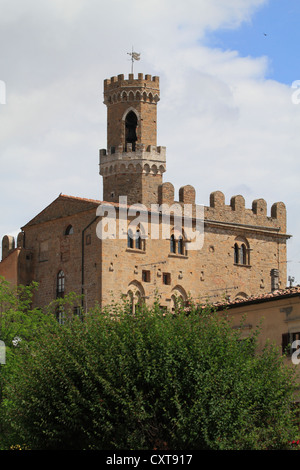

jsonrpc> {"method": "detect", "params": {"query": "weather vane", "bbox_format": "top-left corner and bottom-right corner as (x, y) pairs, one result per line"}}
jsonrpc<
(127, 47), (141, 74)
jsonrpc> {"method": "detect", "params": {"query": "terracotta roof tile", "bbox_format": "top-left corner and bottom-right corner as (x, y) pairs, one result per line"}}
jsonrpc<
(213, 286), (300, 309)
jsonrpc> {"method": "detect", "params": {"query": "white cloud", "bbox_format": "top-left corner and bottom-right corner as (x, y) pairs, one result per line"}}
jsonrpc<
(1, 0), (299, 283)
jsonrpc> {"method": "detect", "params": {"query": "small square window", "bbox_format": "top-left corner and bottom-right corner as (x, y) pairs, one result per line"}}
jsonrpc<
(163, 272), (171, 285)
(142, 270), (151, 283)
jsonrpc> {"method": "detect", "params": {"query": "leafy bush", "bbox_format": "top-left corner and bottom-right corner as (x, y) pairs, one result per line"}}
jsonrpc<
(0, 292), (299, 450)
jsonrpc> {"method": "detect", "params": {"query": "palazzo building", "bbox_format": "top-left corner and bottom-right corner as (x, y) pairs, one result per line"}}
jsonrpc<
(0, 72), (291, 313)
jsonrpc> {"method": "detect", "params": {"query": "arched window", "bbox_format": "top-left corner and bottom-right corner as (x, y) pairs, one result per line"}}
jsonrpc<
(178, 235), (184, 255)
(57, 270), (65, 298)
(135, 291), (142, 312)
(240, 244), (247, 265)
(126, 282), (145, 314)
(127, 229), (134, 248)
(125, 111), (137, 151)
(171, 294), (184, 312)
(170, 234), (176, 253)
(135, 229), (141, 250)
(234, 239), (250, 265)
(170, 232), (186, 255)
(65, 225), (74, 235)
(127, 290), (134, 313)
(235, 292), (249, 301)
(234, 243), (239, 264)
(171, 286), (188, 312)
(127, 228), (144, 250)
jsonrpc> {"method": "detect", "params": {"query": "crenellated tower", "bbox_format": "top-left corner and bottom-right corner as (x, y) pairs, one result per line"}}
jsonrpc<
(99, 73), (166, 206)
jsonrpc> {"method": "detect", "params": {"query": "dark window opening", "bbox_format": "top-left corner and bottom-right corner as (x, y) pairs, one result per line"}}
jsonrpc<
(142, 270), (151, 283)
(240, 244), (247, 265)
(170, 234), (176, 253)
(135, 229), (141, 250)
(65, 225), (74, 235)
(282, 332), (300, 356)
(178, 236), (184, 255)
(125, 111), (137, 151)
(234, 242), (249, 265)
(56, 270), (65, 298)
(234, 243), (239, 264)
(127, 228), (143, 250)
(127, 229), (134, 249)
(163, 272), (171, 285)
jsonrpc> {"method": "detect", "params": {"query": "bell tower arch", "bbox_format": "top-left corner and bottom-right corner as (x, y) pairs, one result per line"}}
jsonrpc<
(124, 109), (138, 151)
(99, 73), (166, 206)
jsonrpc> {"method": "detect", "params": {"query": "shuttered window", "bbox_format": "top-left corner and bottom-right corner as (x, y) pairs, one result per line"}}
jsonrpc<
(282, 332), (300, 355)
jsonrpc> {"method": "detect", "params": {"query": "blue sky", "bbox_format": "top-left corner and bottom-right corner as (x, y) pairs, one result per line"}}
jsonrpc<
(205, 0), (300, 84)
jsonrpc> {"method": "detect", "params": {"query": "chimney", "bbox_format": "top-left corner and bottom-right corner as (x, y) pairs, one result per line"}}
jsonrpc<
(270, 269), (279, 292)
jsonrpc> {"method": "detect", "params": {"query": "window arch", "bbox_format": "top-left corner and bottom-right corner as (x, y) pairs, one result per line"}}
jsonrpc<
(234, 243), (239, 264)
(171, 286), (188, 312)
(125, 110), (138, 151)
(178, 235), (184, 255)
(240, 244), (247, 265)
(170, 234), (176, 253)
(234, 238), (250, 266)
(135, 229), (142, 250)
(127, 229), (134, 248)
(57, 270), (65, 298)
(169, 231), (186, 256)
(126, 281), (145, 314)
(65, 225), (74, 235)
(235, 292), (249, 301)
(127, 227), (144, 251)
(171, 294), (184, 312)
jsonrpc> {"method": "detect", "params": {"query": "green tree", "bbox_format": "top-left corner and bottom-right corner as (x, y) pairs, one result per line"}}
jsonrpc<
(0, 293), (299, 450)
(0, 277), (82, 449)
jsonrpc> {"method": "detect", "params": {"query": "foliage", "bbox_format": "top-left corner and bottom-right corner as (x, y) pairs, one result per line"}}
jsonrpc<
(0, 285), (299, 450)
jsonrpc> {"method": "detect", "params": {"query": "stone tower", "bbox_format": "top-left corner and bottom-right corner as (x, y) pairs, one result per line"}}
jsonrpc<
(99, 73), (166, 206)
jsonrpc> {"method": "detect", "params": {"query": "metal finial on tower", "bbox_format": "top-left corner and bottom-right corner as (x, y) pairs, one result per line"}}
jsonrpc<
(127, 47), (141, 73)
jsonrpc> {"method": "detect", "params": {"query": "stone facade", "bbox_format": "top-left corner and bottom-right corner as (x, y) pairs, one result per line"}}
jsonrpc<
(0, 72), (291, 313)
(215, 286), (300, 388)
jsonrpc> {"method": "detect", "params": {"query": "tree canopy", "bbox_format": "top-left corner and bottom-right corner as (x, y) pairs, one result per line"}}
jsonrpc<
(0, 279), (299, 450)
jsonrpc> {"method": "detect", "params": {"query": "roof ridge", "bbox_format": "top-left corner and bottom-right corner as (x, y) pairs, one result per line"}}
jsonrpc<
(213, 285), (300, 309)
(59, 194), (101, 204)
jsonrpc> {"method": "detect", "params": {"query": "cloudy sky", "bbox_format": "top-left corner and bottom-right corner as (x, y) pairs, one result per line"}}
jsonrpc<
(1, 0), (300, 285)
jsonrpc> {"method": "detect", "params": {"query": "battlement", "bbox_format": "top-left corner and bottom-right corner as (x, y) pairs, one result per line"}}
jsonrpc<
(100, 144), (166, 158)
(104, 73), (159, 90)
(158, 185), (288, 234)
(104, 73), (160, 105)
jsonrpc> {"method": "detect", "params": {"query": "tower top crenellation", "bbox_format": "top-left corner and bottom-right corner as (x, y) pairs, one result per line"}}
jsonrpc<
(100, 72), (164, 205)
(103, 73), (160, 106)
(104, 73), (159, 90)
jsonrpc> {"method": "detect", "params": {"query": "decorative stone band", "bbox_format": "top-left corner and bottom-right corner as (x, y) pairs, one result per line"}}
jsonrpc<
(158, 185), (288, 233)
(99, 145), (166, 176)
(104, 74), (160, 105)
